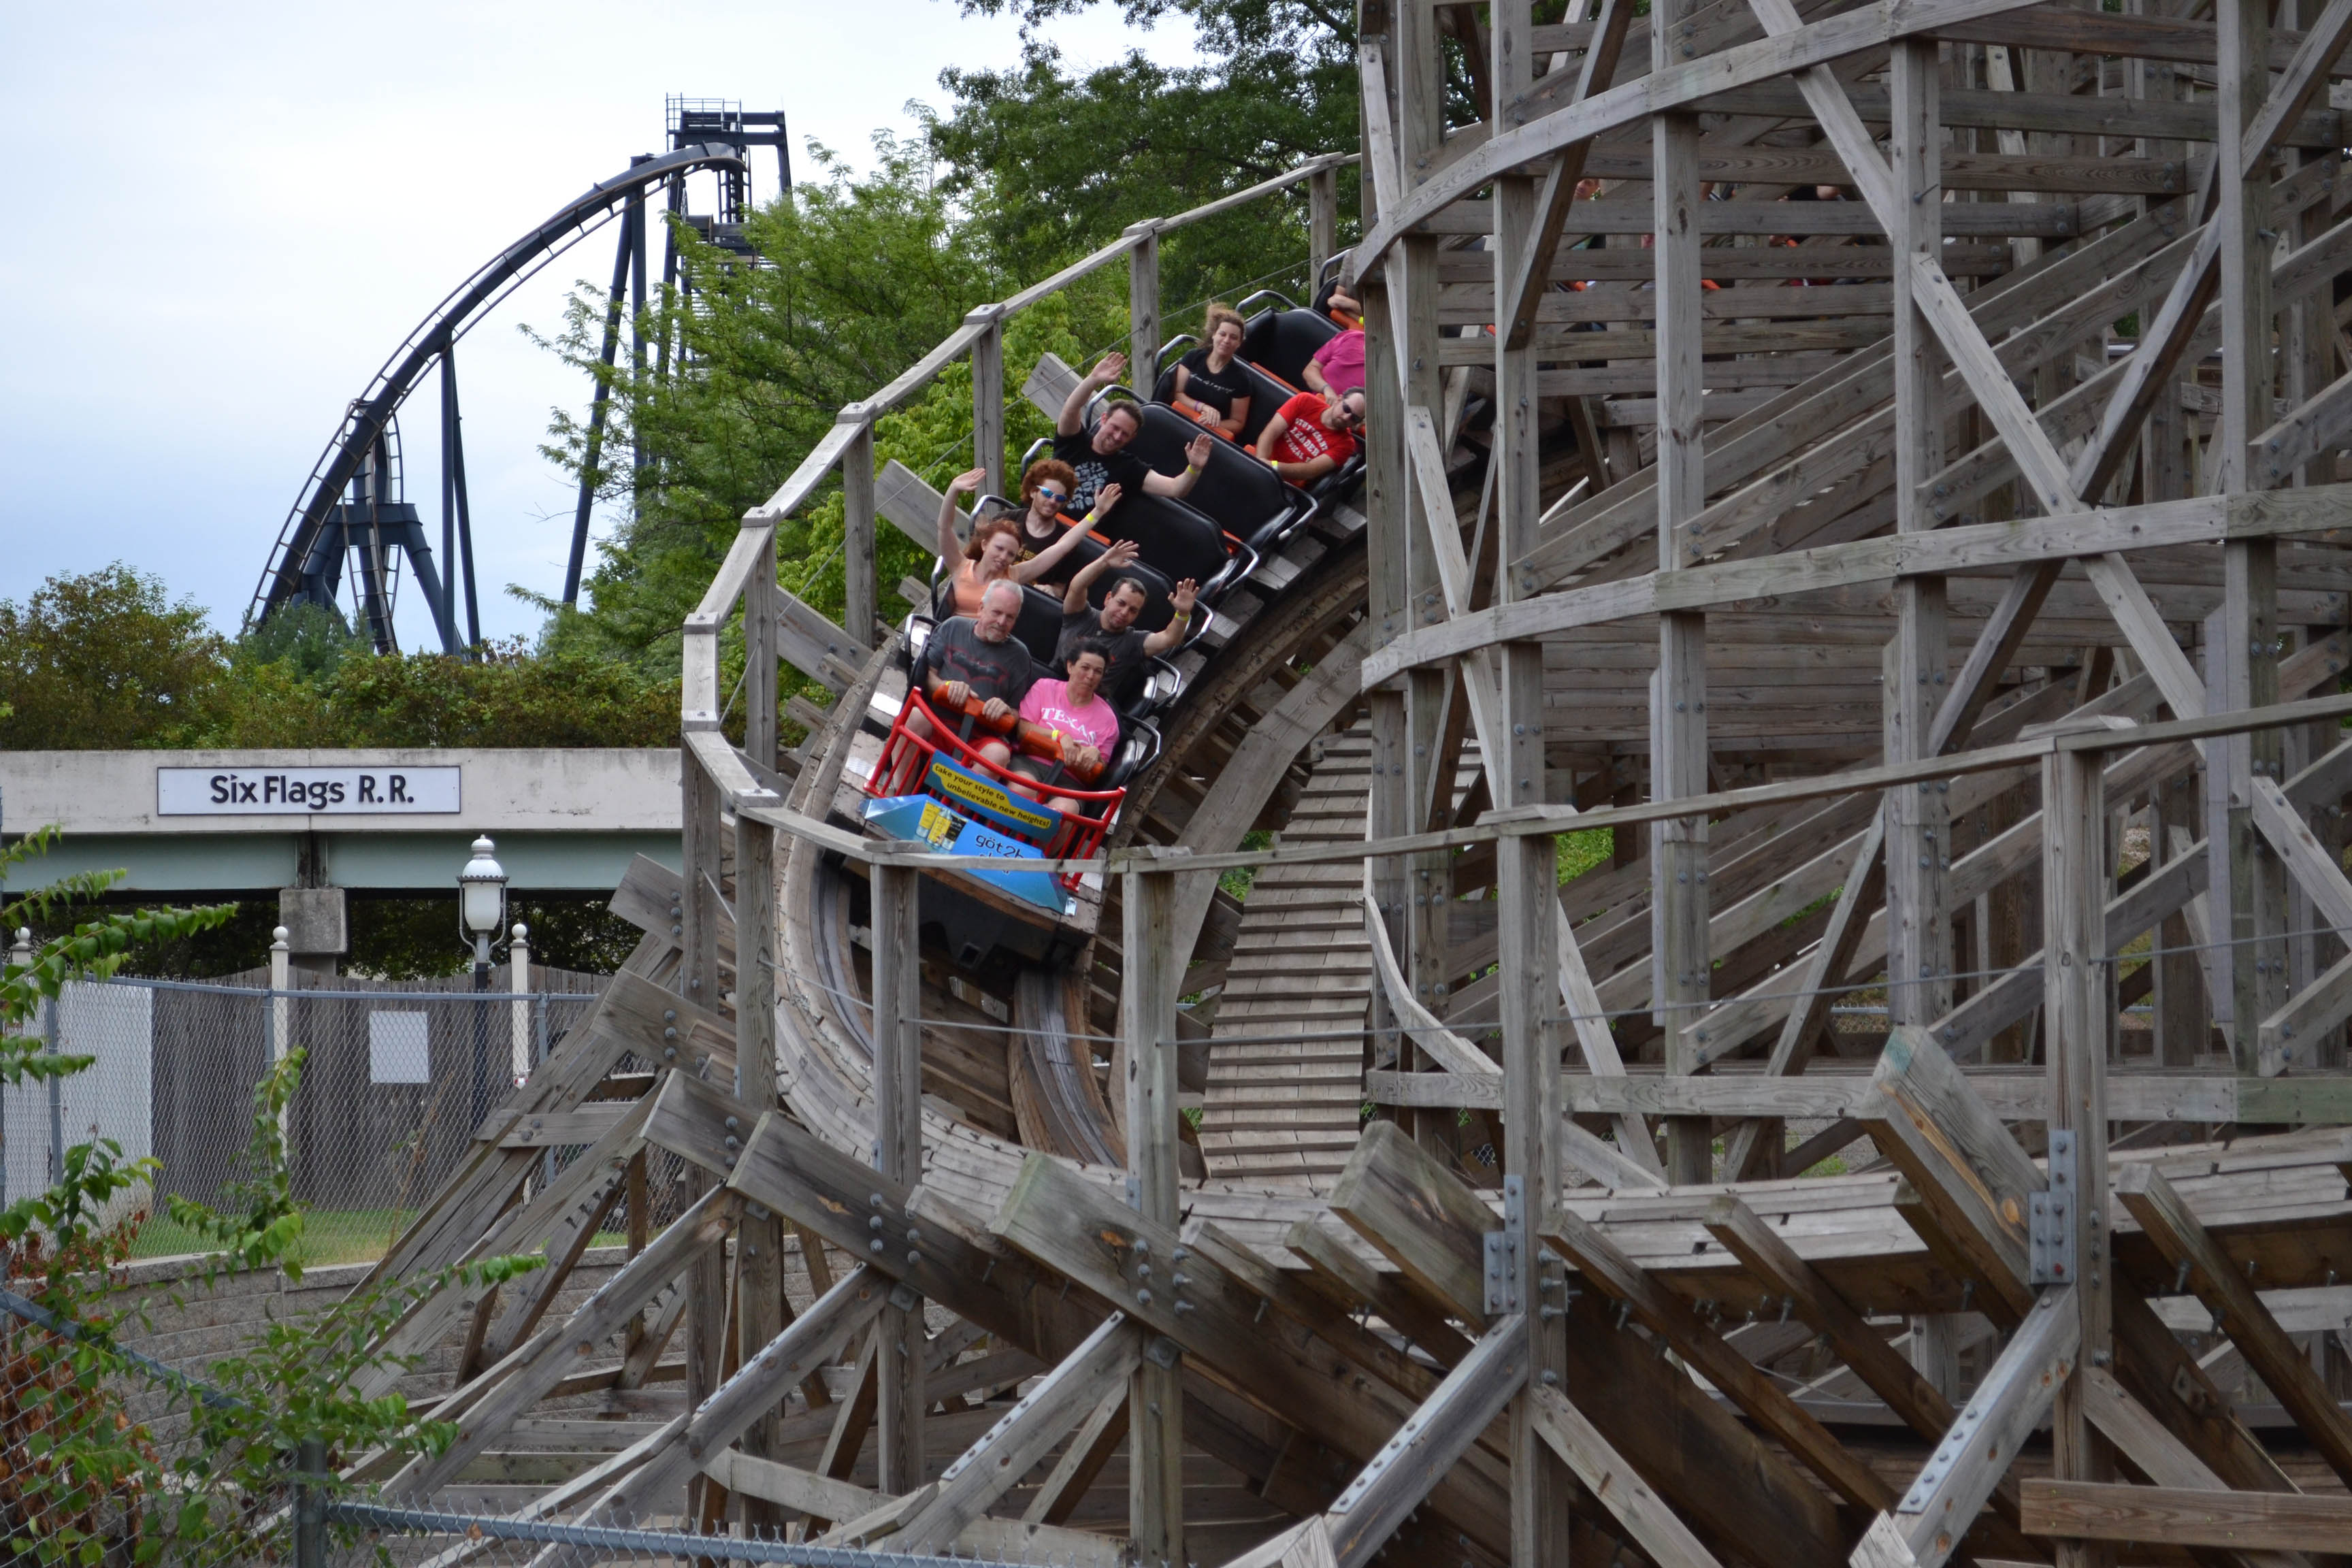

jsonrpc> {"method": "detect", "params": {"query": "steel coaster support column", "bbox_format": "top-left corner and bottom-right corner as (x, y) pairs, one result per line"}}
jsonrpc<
(439, 344), (460, 649)
(356, 431), (397, 655)
(1122, 854), (1186, 1567)
(446, 359), (481, 651)
(628, 156), (650, 487)
(2044, 734), (2115, 1568)
(869, 858), (926, 1494)
(1650, 0), (1711, 1186)
(1888, 39), (1954, 1036)
(843, 416), (879, 650)
(1128, 224), (1162, 394)
(1493, 3), (1570, 1564)
(657, 174), (684, 381)
(564, 215), (638, 608)
(1398, 0), (1456, 1162)
(2219, 0), (2287, 1072)
(971, 308), (1006, 502)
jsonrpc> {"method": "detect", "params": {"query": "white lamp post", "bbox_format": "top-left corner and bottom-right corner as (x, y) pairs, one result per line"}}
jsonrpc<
(459, 835), (508, 1125)
(459, 835), (508, 968)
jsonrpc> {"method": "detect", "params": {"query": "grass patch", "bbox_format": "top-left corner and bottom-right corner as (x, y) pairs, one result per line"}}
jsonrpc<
(1557, 827), (1613, 884)
(1220, 830), (1275, 902)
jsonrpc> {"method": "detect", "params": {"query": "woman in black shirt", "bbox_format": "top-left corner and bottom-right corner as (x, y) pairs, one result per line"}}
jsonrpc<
(1169, 304), (1252, 442)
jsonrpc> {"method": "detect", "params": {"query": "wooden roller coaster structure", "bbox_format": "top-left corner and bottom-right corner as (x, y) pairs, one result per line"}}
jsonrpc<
(342, 3), (2352, 1563)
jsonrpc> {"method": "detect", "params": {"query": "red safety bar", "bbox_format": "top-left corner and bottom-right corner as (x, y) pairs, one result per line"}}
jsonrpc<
(868, 689), (1125, 875)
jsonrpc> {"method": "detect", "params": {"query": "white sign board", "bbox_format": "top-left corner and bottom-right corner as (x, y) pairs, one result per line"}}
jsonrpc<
(157, 766), (461, 815)
(369, 1012), (432, 1084)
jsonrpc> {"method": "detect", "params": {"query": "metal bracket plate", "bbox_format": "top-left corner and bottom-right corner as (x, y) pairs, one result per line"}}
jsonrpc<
(1484, 1175), (1526, 1316)
(2027, 1128), (2076, 1286)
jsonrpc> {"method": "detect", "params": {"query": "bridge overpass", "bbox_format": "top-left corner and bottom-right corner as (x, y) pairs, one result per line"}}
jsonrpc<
(0, 748), (681, 896)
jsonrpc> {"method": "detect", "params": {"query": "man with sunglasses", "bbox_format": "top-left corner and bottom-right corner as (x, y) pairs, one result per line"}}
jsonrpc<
(1254, 386), (1367, 485)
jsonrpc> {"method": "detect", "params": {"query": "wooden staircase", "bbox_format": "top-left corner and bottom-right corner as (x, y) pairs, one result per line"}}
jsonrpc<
(1196, 727), (1375, 1189)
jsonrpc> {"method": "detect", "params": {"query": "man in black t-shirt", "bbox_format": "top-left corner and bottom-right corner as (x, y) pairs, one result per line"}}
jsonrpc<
(910, 580), (1036, 772)
(1058, 540), (1199, 709)
(1054, 352), (1213, 515)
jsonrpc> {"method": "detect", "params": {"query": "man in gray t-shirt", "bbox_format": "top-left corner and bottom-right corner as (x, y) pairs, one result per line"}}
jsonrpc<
(911, 580), (1035, 772)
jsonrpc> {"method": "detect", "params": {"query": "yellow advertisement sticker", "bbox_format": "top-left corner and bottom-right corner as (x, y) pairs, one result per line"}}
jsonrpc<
(932, 762), (1058, 834)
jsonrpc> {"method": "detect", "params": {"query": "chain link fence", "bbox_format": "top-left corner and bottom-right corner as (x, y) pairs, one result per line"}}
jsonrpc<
(2, 968), (606, 1266)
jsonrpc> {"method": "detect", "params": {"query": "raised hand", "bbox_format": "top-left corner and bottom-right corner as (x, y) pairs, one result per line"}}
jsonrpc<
(1094, 481), (1124, 516)
(1185, 433), (1213, 469)
(947, 466), (987, 497)
(1103, 538), (1142, 568)
(1171, 578), (1200, 615)
(1090, 351), (1128, 385)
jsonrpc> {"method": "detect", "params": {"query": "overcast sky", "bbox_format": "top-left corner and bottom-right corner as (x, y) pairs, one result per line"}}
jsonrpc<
(0, 1), (1196, 650)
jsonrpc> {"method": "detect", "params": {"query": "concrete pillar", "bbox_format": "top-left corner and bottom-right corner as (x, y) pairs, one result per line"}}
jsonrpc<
(277, 887), (346, 981)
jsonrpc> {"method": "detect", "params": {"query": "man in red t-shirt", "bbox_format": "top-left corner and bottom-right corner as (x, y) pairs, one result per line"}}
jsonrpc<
(1256, 388), (1366, 485)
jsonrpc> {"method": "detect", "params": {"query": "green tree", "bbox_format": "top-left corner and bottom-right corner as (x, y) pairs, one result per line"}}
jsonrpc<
(534, 138), (1130, 696)
(930, 27), (1358, 314)
(0, 567), (231, 750)
(314, 638), (680, 749)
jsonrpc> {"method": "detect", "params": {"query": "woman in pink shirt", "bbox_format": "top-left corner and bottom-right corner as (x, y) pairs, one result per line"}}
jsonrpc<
(1012, 640), (1124, 818)
(1303, 326), (1366, 399)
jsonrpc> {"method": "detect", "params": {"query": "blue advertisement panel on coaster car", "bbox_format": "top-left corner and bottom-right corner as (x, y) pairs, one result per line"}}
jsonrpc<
(860, 756), (1075, 919)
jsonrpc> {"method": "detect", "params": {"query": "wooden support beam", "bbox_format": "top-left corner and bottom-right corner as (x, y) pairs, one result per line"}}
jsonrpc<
(2074, 1367), (2310, 1568)
(1318, 1314), (1529, 1568)
(1651, 0), (1712, 1183)
(989, 1150), (1516, 1558)
(1546, 1207), (1898, 1513)
(1325, 1121), (1847, 1568)
(1884, 35), (1953, 1053)
(2044, 735), (2116, 1568)
(702, 1451), (1124, 1567)
(1703, 1194), (1971, 1440)
(1852, 1287), (2080, 1568)
(1500, 0), (1637, 350)
(1121, 855), (1186, 1568)
(1330, 1120), (1497, 1323)
(731, 800), (785, 1531)
(868, 859), (924, 1494)
(1284, 1217), (1476, 1367)
(2023, 1482), (2352, 1554)
(2111, 1163), (2352, 1487)
(1721, 813), (1886, 1177)
(842, 421), (877, 649)
(1863, 1026), (2043, 1321)
(889, 1312), (1146, 1554)
(1019, 1383), (1128, 1528)
(678, 749), (728, 1505)
(392, 1183), (743, 1497)
(1529, 1383), (1727, 1568)
(969, 308), (1004, 500)
(547, 1267), (888, 1549)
